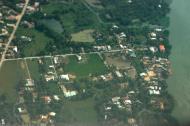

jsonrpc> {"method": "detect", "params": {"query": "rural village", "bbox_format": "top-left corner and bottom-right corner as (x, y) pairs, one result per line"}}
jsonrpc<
(0, 0), (175, 126)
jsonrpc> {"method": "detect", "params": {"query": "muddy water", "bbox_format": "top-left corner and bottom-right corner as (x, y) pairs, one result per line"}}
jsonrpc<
(168, 0), (190, 124)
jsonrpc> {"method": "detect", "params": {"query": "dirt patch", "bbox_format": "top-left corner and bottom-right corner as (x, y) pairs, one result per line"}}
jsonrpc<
(128, 67), (137, 79)
(105, 54), (131, 70)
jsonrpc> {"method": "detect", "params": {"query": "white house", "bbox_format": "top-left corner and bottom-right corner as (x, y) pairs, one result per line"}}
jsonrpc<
(60, 74), (70, 81)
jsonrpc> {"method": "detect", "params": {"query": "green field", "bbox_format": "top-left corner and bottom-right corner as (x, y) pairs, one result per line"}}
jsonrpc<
(0, 60), (28, 103)
(62, 98), (98, 125)
(64, 54), (107, 77)
(16, 27), (53, 56)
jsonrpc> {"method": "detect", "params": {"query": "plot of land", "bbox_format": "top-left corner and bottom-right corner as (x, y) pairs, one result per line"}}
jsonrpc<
(0, 60), (28, 103)
(105, 53), (131, 70)
(16, 27), (53, 56)
(41, 1), (100, 33)
(64, 54), (107, 77)
(62, 98), (98, 126)
(41, 19), (63, 33)
(26, 59), (41, 80)
(71, 29), (95, 42)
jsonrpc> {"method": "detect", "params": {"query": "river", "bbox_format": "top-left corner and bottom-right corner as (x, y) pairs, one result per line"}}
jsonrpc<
(168, 0), (190, 124)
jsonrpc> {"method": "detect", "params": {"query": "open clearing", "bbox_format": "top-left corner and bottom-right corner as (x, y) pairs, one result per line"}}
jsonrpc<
(71, 29), (95, 42)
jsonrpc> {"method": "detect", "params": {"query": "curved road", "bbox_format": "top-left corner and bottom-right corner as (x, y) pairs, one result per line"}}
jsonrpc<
(0, 0), (29, 69)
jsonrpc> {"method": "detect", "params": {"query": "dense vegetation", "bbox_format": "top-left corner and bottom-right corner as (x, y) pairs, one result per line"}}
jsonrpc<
(99, 0), (170, 26)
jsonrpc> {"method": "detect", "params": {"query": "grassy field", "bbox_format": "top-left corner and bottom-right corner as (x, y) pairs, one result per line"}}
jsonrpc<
(0, 60), (28, 103)
(71, 29), (95, 42)
(62, 98), (98, 125)
(16, 27), (52, 56)
(64, 54), (107, 77)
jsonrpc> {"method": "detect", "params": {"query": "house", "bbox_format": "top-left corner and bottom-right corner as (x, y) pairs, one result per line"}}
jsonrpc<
(112, 97), (120, 104)
(112, 25), (119, 29)
(124, 99), (132, 105)
(17, 107), (25, 113)
(0, 13), (2, 19)
(64, 90), (77, 97)
(26, 79), (34, 86)
(107, 45), (112, 50)
(44, 75), (55, 82)
(49, 112), (56, 117)
(155, 28), (162, 32)
(159, 44), (165, 52)
(128, 0), (132, 4)
(53, 95), (60, 101)
(34, 2), (40, 8)
(40, 114), (49, 121)
(150, 37), (157, 40)
(128, 118), (137, 125)
(49, 65), (54, 68)
(54, 57), (58, 64)
(149, 47), (158, 53)
(150, 32), (157, 37)
(76, 55), (82, 61)
(158, 4), (162, 8)
(127, 49), (136, 58)
(21, 36), (32, 41)
(1, 119), (5, 125)
(105, 106), (112, 110)
(42, 96), (52, 104)
(115, 71), (123, 78)
(119, 32), (126, 38)
(60, 74), (70, 81)
(100, 75), (106, 80)
(149, 90), (160, 95)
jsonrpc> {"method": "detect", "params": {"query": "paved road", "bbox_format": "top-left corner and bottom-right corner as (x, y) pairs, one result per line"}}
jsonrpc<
(4, 49), (127, 61)
(0, 0), (29, 69)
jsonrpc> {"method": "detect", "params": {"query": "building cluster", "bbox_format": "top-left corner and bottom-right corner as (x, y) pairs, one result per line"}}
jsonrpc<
(0, 1), (40, 61)
(93, 25), (171, 125)
(0, 3), (21, 59)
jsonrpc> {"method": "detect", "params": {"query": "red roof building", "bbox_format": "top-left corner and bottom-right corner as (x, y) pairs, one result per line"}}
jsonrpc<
(159, 44), (165, 52)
